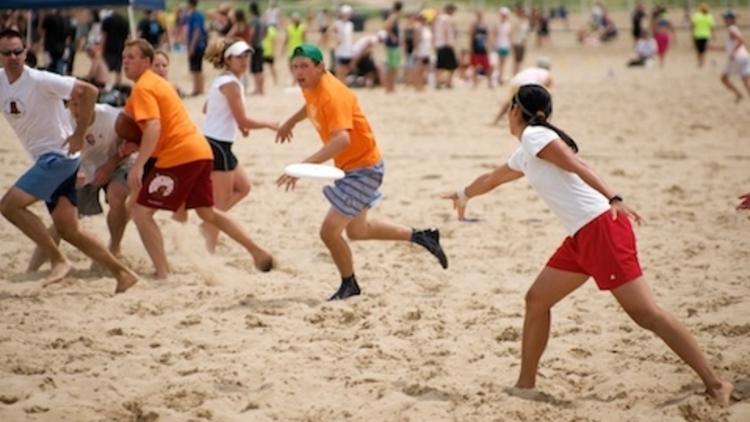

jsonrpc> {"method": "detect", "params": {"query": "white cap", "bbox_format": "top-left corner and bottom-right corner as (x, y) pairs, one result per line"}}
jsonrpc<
(536, 57), (551, 69)
(499, 7), (510, 16)
(340, 4), (353, 16)
(376, 29), (388, 42)
(224, 40), (253, 58)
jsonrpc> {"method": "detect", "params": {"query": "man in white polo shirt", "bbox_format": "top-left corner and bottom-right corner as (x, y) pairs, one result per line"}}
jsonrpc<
(0, 29), (137, 293)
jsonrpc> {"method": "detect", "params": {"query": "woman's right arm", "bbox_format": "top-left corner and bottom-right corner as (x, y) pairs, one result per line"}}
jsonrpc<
(220, 82), (277, 131)
(443, 164), (523, 220)
(275, 105), (308, 143)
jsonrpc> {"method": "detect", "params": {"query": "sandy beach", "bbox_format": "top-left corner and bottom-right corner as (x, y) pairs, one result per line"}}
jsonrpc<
(1, 9), (749, 421)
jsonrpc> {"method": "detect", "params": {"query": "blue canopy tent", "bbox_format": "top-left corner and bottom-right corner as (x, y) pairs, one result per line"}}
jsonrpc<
(0, 1), (165, 10)
(0, 0), (167, 39)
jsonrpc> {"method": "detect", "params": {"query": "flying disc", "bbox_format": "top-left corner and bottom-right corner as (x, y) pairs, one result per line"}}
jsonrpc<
(284, 163), (345, 181)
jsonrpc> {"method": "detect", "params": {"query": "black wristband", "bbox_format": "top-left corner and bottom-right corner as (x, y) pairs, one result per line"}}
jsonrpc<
(608, 194), (623, 204)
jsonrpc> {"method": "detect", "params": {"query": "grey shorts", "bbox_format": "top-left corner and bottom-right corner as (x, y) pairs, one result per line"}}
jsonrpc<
(323, 162), (384, 218)
(77, 163), (129, 216)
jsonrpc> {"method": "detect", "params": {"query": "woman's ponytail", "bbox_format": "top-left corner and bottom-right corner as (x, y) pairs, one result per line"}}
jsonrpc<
(514, 85), (579, 154)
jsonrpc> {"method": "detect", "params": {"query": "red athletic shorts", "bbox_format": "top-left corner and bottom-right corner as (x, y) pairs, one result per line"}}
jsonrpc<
(137, 159), (214, 211)
(547, 211), (642, 290)
(471, 53), (490, 71)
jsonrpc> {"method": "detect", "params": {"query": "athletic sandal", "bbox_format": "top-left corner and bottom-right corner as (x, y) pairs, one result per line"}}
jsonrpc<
(411, 228), (449, 269)
(328, 276), (361, 301)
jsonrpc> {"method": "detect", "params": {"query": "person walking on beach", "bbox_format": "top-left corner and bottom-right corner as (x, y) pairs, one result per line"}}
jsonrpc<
(122, 39), (273, 279)
(443, 84), (733, 405)
(690, 3), (714, 68)
(275, 44), (448, 300)
(0, 29), (137, 293)
(200, 38), (278, 251)
(718, 11), (750, 102)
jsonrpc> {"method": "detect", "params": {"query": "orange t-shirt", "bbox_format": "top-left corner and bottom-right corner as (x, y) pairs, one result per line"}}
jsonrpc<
(302, 72), (381, 171)
(125, 69), (212, 168)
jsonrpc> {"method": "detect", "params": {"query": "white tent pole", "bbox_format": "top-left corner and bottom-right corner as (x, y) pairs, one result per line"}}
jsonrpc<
(128, 1), (136, 39)
(27, 10), (32, 43)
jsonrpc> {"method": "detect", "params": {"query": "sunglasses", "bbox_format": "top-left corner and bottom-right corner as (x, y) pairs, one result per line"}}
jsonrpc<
(0, 48), (25, 57)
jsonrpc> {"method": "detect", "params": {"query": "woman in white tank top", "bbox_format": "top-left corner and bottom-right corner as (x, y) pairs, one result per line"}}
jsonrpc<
(201, 39), (279, 251)
(443, 85), (733, 405)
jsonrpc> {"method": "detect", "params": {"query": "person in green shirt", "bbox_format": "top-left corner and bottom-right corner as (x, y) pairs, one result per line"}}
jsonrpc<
(690, 3), (715, 67)
(284, 12), (307, 76)
(262, 24), (278, 85)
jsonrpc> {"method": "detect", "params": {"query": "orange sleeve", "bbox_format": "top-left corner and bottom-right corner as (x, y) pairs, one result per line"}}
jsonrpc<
(129, 86), (161, 123)
(322, 96), (353, 135)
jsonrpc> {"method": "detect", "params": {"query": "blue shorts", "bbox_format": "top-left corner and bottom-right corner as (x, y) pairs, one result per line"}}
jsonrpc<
(497, 47), (510, 57)
(323, 162), (384, 218)
(15, 152), (80, 212)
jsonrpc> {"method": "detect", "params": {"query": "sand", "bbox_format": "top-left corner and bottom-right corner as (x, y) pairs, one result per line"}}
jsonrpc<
(1, 11), (749, 422)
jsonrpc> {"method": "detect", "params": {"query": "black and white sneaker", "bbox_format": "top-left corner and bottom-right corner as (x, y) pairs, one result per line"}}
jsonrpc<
(328, 276), (361, 301)
(411, 228), (448, 269)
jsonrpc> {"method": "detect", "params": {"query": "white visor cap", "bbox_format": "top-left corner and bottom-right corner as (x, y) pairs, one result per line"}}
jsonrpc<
(225, 40), (253, 58)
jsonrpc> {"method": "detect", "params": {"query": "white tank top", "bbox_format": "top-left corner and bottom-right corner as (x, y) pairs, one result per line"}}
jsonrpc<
(203, 74), (243, 143)
(495, 21), (512, 49)
(335, 20), (354, 58)
(417, 26), (432, 57)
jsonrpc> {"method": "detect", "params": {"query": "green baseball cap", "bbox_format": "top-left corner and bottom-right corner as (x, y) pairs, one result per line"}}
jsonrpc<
(291, 43), (324, 63)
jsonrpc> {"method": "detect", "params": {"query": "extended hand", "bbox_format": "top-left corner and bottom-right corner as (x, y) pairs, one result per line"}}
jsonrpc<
(92, 162), (115, 187)
(440, 191), (468, 221)
(276, 173), (298, 191)
(128, 165), (144, 193)
(64, 133), (85, 154)
(610, 201), (643, 225)
(737, 193), (750, 210)
(275, 120), (294, 144)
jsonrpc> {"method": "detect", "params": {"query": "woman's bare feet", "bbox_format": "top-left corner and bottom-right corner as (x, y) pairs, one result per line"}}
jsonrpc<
(706, 381), (734, 406)
(114, 269), (139, 294)
(42, 260), (73, 287)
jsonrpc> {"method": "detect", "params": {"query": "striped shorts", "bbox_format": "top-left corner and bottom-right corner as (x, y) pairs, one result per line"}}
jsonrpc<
(323, 162), (384, 218)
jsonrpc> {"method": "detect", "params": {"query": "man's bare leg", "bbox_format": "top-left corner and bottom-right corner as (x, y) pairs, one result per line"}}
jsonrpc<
(131, 203), (170, 279)
(201, 167), (251, 252)
(106, 181), (130, 255)
(27, 225), (62, 272)
(195, 207), (273, 271)
(51, 197), (138, 293)
(1, 187), (71, 283)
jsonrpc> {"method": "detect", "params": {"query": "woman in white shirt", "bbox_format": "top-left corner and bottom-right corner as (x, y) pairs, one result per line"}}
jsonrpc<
(720, 12), (750, 102)
(444, 84), (733, 405)
(201, 39), (278, 251)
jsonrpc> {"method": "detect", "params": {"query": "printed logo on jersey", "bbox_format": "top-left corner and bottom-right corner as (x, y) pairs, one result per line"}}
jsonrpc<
(3, 97), (25, 118)
(148, 173), (176, 198)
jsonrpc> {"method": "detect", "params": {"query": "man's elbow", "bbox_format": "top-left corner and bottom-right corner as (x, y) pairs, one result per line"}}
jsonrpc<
(73, 81), (100, 101)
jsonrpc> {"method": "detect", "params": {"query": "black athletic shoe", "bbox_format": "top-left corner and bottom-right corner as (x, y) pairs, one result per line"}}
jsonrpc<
(328, 276), (361, 301)
(411, 228), (449, 269)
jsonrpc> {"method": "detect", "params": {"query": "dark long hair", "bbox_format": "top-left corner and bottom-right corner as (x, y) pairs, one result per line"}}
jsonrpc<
(512, 84), (578, 153)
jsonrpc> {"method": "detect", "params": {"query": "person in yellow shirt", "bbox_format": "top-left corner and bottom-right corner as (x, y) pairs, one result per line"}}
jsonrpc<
(284, 12), (307, 75)
(122, 39), (273, 278)
(262, 24), (278, 84)
(690, 3), (715, 67)
(275, 44), (447, 300)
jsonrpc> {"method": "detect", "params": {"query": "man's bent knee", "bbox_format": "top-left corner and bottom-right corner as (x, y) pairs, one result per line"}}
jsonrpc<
(345, 225), (367, 241)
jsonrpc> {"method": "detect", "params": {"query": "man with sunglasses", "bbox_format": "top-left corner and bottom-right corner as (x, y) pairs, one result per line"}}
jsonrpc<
(0, 29), (138, 293)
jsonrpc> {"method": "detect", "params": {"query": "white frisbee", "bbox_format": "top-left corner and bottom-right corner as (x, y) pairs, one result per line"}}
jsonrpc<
(284, 163), (345, 181)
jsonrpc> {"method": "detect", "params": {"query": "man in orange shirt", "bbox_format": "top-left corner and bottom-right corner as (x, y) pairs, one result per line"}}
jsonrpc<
(276, 44), (447, 300)
(122, 39), (273, 278)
